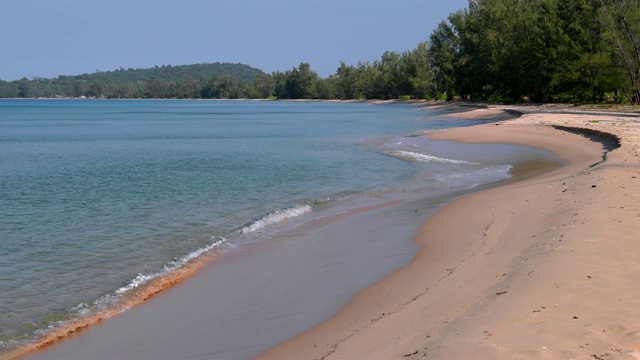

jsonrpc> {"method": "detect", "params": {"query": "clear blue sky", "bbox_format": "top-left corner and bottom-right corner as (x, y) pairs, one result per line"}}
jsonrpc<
(1, 0), (469, 81)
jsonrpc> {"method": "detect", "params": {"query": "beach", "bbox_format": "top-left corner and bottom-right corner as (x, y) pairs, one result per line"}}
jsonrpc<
(259, 106), (640, 359)
(13, 101), (522, 360)
(16, 103), (640, 359)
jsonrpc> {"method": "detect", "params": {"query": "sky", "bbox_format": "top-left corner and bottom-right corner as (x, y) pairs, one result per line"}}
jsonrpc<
(0, 0), (469, 81)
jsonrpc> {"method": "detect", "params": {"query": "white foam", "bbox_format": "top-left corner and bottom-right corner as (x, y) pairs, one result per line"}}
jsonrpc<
(433, 165), (512, 187)
(240, 205), (312, 234)
(103, 203), (311, 305)
(390, 150), (478, 165)
(114, 237), (228, 295)
(26, 241), (235, 355)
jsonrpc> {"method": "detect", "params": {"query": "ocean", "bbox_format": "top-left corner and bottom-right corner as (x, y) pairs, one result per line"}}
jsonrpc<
(0, 100), (555, 357)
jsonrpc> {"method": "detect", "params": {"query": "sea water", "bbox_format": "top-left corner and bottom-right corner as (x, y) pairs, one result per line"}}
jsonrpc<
(0, 100), (551, 354)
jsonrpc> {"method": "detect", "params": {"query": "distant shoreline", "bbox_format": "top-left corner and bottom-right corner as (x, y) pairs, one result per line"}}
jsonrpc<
(4, 97), (638, 116)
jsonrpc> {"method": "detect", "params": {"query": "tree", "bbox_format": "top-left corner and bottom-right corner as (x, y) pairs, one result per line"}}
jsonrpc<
(402, 42), (434, 99)
(216, 74), (239, 98)
(182, 75), (201, 99)
(354, 61), (379, 99)
(284, 63), (318, 99)
(447, 6), (485, 100)
(552, 0), (622, 102)
(166, 80), (182, 98)
(429, 18), (461, 98)
(0, 80), (18, 97)
(251, 71), (275, 98)
(87, 79), (106, 98)
(503, 0), (570, 102)
(17, 78), (32, 98)
(447, 0), (575, 102)
(598, 0), (640, 103)
(272, 71), (288, 98)
(316, 77), (336, 99)
(200, 74), (219, 98)
(144, 78), (168, 98)
(373, 51), (405, 99)
(334, 61), (358, 99)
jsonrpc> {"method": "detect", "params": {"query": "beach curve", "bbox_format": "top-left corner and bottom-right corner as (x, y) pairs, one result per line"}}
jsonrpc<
(12, 102), (640, 360)
(258, 106), (640, 359)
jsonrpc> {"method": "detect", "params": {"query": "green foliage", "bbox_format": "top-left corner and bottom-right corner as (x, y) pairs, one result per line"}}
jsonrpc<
(251, 72), (276, 99)
(598, 0), (640, 104)
(334, 61), (358, 99)
(284, 63), (319, 99)
(429, 17), (460, 97)
(4, 63), (265, 99)
(6, 1), (640, 103)
(402, 42), (434, 99)
(0, 80), (18, 97)
(372, 51), (405, 99)
(316, 77), (336, 99)
(269, 63), (329, 100)
(200, 73), (244, 99)
(331, 45), (435, 101)
(425, 0), (639, 103)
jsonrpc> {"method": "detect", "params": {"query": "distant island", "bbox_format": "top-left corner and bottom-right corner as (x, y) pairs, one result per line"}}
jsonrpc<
(1, 1), (639, 104)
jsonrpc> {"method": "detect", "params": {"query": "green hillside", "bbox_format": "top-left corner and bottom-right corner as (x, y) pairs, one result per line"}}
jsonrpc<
(0, 62), (265, 99)
(70, 63), (261, 84)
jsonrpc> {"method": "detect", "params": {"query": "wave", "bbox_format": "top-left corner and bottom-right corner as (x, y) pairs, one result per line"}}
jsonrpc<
(388, 150), (478, 165)
(9, 204), (314, 358)
(81, 205), (314, 310)
(114, 237), (228, 296)
(240, 204), (312, 234)
(432, 165), (512, 187)
(86, 205), (313, 308)
(109, 205), (313, 300)
(15, 245), (221, 358)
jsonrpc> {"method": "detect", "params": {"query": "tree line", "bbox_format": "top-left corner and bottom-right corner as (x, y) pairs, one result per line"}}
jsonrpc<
(430, 0), (640, 104)
(2, 0), (639, 104)
(0, 63), (264, 99)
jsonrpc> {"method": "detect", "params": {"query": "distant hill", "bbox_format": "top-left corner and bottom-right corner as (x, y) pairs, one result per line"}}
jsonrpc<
(67, 62), (262, 85)
(0, 62), (266, 99)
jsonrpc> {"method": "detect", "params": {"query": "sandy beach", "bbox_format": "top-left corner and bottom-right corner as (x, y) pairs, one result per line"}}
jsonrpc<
(259, 105), (640, 359)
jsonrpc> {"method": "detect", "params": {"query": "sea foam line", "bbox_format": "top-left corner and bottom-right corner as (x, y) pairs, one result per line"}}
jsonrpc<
(240, 204), (312, 234)
(115, 237), (228, 295)
(389, 150), (478, 165)
(17, 239), (224, 359)
(113, 205), (313, 296)
(13, 204), (314, 357)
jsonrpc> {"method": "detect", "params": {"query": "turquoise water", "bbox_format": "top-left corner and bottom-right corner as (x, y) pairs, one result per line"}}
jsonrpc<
(0, 99), (523, 353)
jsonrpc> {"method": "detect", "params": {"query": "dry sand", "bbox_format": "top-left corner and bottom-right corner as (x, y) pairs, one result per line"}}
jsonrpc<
(259, 105), (640, 359)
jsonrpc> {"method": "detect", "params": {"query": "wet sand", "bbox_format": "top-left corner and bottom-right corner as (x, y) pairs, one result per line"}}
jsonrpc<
(22, 185), (486, 360)
(260, 107), (640, 359)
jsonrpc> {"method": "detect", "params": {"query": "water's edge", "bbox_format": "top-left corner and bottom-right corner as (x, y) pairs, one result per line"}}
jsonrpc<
(1, 101), (539, 359)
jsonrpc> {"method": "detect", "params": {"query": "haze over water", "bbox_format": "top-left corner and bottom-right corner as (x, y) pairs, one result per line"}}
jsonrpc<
(0, 100), (550, 355)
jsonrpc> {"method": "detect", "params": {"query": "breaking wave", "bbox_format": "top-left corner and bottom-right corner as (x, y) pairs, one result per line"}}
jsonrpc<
(11, 204), (314, 358)
(240, 204), (312, 234)
(388, 150), (478, 165)
(115, 237), (228, 296)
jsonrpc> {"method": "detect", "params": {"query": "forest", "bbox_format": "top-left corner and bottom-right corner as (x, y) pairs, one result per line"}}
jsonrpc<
(0, 63), (262, 99)
(2, 0), (639, 104)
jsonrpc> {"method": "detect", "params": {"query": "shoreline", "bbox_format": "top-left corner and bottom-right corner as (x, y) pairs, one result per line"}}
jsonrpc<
(11, 103), (640, 359)
(259, 108), (640, 359)
(7, 100), (513, 360)
(2, 99), (479, 360)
